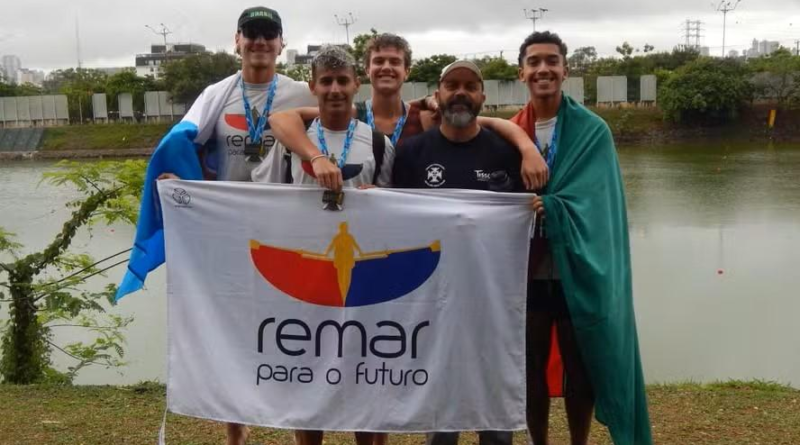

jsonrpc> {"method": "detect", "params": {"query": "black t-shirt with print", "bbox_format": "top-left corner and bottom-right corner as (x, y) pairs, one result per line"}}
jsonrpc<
(392, 127), (523, 191)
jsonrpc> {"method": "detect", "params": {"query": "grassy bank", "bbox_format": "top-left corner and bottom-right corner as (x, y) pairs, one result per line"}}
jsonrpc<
(30, 106), (798, 154)
(40, 122), (172, 151)
(484, 105), (799, 145)
(0, 380), (797, 444)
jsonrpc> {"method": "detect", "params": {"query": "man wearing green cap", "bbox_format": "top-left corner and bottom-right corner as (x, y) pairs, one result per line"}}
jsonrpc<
(148, 7), (342, 445)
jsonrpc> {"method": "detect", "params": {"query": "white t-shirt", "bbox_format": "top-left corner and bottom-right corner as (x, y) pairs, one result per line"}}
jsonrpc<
(251, 119), (395, 188)
(534, 116), (557, 153)
(213, 74), (315, 181)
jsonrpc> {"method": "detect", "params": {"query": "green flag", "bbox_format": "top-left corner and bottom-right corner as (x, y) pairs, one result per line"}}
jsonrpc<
(543, 95), (653, 445)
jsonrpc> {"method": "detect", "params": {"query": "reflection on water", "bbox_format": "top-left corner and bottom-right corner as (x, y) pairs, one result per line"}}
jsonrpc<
(1, 142), (799, 386)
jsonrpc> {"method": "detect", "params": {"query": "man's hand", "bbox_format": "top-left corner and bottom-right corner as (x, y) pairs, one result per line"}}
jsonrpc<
(311, 157), (343, 191)
(531, 196), (545, 218)
(521, 146), (549, 191)
(423, 95), (439, 114)
(157, 173), (180, 180)
(357, 184), (377, 190)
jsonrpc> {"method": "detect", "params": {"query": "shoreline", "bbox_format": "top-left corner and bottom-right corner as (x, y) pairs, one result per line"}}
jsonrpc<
(0, 147), (153, 161)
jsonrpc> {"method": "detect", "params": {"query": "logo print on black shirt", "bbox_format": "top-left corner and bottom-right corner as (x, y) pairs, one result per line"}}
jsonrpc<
(425, 164), (445, 187)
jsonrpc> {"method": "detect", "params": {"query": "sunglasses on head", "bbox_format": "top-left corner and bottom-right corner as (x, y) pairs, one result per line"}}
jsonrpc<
(240, 24), (281, 41)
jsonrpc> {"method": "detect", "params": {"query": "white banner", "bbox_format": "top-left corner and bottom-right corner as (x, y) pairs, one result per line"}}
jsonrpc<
(159, 181), (534, 432)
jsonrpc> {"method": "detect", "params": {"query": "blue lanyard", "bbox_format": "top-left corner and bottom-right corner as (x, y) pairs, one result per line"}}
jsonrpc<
(316, 118), (357, 169)
(365, 99), (407, 146)
(240, 75), (278, 143)
(535, 127), (558, 170)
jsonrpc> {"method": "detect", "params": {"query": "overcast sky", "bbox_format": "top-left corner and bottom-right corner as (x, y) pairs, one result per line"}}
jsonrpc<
(1, 0), (798, 72)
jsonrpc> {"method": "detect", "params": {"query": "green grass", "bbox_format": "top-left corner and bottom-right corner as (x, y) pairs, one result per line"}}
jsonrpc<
(1, 380), (798, 445)
(40, 123), (172, 151)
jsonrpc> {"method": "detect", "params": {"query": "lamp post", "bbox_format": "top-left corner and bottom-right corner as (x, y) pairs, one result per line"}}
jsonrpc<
(713, 0), (742, 57)
(523, 8), (548, 33)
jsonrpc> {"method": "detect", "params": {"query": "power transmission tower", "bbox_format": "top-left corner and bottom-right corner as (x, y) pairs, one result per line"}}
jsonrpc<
(683, 19), (704, 49)
(146, 23), (173, 66)
(713, 0), (742, 57)
(335, 13), (356, 46)
(523, 8), (548, 33)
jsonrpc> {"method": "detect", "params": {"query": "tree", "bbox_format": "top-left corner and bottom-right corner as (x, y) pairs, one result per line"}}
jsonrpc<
(350, 28), (380, 83)
(0, 160), (143, 384)
(473, 56), (518, 81)
(616, 42), (635, 60)
(14, 83), (43, 96)
(285, 64), (311, 83)
(748, 49), (800, 108)
(104, 70), (158, 114)
(0, 79), (17, 97)
(408, 54), (457, 84)
(161, 51), (239, 105)
(44, 68), (109, 123)
(567, 46), (598, 76)
(659, 58), (753, 124)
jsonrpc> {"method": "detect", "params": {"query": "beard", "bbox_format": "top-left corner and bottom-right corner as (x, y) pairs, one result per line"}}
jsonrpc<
(441, 96), (480, 128)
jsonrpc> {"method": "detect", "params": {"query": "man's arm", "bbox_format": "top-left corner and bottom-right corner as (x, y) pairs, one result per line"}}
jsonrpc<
(477, 116), (549, 191)
(268, 108), (342, 191)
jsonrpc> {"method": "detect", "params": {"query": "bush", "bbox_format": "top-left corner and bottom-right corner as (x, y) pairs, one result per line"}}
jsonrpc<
(659, 57), (752, 124)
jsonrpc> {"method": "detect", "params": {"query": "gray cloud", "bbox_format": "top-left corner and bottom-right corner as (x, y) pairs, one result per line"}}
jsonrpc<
(0, 0), (797, 70)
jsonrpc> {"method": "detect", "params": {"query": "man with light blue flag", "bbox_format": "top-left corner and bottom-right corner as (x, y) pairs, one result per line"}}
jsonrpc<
(116, 7), (338, 301)
(116, 6), (338, 445)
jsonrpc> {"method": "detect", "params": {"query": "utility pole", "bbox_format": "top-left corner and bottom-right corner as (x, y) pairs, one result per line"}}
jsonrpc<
(713, 0), (742, 57)
(146, 23), (172, 70)
(335, 13), (356, 46)
(75, 16), (82, 69)
(523, 8), (548, 33)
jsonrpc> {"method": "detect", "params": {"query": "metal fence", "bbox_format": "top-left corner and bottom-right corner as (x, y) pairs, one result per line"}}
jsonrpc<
(144, 91), (186, 122)
(355, 79), (587, 107)
(0, 95), (70, 128)
(1, 75), (674, 129)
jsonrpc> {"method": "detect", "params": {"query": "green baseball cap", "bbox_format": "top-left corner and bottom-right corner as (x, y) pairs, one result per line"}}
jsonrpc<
(238, 6), (282, 31)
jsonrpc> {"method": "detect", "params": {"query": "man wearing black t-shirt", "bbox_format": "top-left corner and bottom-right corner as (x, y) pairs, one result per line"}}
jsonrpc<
(393, 60), (522, 193)
(392, 60), (518, 445)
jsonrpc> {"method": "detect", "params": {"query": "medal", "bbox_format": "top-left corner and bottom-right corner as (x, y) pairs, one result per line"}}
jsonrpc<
(244, 141), (264, 162)
(322, 189), (345, 211)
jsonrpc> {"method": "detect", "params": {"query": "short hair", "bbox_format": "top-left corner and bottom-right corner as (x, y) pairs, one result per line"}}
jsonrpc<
(311, 45), (357, 80)
(363, 33), (413, 69)
(518, 31), (569, 66)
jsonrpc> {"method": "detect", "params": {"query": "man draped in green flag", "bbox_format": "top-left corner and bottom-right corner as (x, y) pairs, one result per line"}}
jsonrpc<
(511, 31), (653, 445)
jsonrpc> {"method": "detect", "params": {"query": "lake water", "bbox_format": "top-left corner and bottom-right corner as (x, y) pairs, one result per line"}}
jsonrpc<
(1, 141), (799, 386)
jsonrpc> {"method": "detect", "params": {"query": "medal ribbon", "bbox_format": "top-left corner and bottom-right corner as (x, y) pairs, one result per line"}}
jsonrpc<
(241, 75), (278, 144)
(316, 118), (357, 169)
(365, 99), (407, 146)
(535, 127), (558, 170)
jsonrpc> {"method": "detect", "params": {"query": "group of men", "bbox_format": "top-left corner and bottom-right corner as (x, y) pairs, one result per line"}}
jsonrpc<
(122, 5), (653, 445)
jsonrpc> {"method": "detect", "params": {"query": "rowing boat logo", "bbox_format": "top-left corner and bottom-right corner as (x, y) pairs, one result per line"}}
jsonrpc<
(250, 222), (441, 307)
